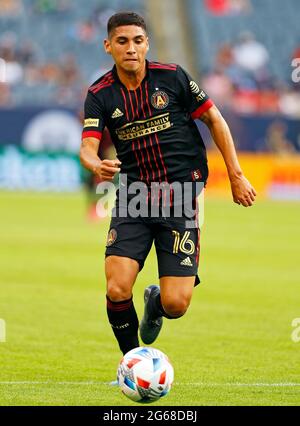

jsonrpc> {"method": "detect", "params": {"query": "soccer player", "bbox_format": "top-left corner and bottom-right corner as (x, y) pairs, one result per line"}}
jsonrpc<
(80, 12), (256, 356)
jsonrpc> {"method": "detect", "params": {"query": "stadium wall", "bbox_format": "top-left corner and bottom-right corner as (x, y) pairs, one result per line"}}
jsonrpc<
(206, 152), (300, 200)
(0, 107), (299, 198)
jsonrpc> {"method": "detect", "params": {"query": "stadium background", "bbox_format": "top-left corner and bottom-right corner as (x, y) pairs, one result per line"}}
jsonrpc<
(0, 0), (299, 406)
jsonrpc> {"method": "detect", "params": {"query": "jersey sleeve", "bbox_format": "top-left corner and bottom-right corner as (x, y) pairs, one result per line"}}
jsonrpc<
(176, 65), (214, 119)
(82, 91), (106, 140)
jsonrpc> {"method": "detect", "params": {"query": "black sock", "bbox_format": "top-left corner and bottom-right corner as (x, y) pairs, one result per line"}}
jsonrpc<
(150, 292), (182, 320)
(106, 295), (139, 355)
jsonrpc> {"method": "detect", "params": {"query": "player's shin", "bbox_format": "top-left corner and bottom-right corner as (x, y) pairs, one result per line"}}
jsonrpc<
(106, 295), (139, 355)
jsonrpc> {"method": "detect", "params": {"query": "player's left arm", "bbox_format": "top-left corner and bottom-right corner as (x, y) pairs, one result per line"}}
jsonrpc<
(200, 105), (257, 207)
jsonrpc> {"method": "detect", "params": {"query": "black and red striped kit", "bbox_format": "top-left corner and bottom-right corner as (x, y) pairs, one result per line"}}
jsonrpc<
(82, 60), (214, 283)
(82, 60), (213, 186)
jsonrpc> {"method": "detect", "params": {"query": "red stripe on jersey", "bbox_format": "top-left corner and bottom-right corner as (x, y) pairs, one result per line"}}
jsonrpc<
(145, 81), (161, 182)
(137, 139), (149, 183)
(90, 81), (114, 94)
(90, 76), (114, 89)
(126, 90), (146, 181)
(128, 90), (135, 120)
(148, 65), (177, 71)
(148, 143), (161, 184)
(191, 99), (214, 120)
(82, 130), (102, 140)
(154, 133), (168, 181)
(134, 89), (151, 184)
(129, 91), (148, 182)
(143, 137), (154, 182)
(140, 85), (155, 182)
(132, 140), (143, 181)
(90, 72), (113, 88)
(149, 61), (177, 66)
(120, 88), (129, 120)
(98, 71), (113, 80)
(132, 89), (145, 181)
(134, 90), (139, 117)
(139, 85), (146, 117)
(149, 62), (177, 71)
(90, 74), (114, 94)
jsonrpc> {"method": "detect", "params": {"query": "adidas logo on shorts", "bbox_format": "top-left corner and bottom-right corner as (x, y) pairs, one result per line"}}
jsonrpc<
(180, 256), (193, 267)
(112, 108), (124, 119)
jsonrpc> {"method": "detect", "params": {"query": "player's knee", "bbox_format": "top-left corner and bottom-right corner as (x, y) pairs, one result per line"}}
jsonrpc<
(162, 298), (190, 318)
(106, 280), (132, 302)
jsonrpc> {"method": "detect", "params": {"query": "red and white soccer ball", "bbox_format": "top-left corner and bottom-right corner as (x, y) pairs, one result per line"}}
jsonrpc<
(117, 346), (174, 403)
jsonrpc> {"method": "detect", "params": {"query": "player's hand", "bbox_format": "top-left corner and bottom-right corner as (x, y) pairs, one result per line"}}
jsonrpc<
(230, 174), (257, 207)
(96, 159), (121, 181)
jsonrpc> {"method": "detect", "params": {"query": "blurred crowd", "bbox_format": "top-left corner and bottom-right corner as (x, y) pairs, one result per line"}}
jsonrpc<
(0, 0), (300, 120)
(0, 31), (85, 106)
(0, 0), (116, 106)
(204, 0), (252, 16)
(202, 32), (300, 118)
(201, 0), (300, 118)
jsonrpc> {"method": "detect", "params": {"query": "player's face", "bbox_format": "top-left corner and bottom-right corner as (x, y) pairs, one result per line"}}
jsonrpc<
(104, 25), (149, 73)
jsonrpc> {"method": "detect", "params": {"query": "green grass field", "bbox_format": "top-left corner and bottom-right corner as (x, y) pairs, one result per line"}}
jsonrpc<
(0, 191), (299, 406)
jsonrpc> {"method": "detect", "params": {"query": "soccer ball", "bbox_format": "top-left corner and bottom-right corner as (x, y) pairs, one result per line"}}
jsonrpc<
(117, 346), (174, 403)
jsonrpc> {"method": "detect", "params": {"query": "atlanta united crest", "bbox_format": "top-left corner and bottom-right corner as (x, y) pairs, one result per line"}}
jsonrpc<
(106, 228), (117, 247)
(151, 90), (169, 110)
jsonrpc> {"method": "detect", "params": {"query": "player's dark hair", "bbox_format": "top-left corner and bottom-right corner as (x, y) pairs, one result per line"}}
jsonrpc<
(107, 12), (147, 37)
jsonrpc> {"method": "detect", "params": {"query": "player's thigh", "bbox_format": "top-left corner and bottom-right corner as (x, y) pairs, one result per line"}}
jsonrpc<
(105, 255), (140, 301)
(154, 218), (200, 282)
(105, 216), (153, 300)
(105, 215), (154, 269)
(159, 276), (195, 314)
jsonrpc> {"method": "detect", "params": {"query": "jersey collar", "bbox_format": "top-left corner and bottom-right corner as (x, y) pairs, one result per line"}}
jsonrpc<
(112, 60), (150, 89)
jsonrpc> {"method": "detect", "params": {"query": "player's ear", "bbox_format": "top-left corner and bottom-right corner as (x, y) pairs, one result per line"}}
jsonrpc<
(146, 37), (149, 51)
(104, 39), (111, 55)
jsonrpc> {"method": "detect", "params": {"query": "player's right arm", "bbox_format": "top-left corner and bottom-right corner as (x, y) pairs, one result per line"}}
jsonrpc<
(80, 90), (121, 181)
(80, 137), (121, 181)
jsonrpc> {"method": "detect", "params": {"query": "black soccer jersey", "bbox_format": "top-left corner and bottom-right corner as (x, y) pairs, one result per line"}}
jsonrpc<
(82, 60), (213, 186)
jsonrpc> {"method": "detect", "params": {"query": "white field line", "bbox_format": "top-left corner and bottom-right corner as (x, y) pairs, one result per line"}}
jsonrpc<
(0, 381), (300, 387)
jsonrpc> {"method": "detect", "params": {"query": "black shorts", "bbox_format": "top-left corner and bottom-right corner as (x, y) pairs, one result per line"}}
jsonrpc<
(105, 205), (201, 286)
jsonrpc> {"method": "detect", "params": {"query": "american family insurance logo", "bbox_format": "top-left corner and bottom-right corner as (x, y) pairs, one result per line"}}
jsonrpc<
(115, 113), (171, 141)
